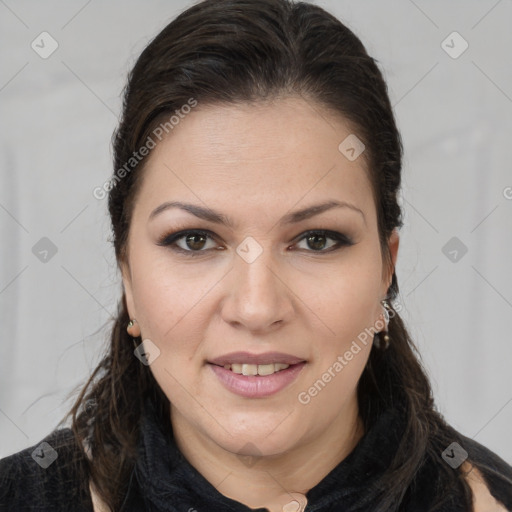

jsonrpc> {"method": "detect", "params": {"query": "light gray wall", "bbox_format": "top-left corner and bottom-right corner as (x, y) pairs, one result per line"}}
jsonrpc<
(1, 0), (511, 463)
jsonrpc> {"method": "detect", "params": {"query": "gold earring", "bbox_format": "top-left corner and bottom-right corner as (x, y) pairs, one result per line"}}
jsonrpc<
(375, 300), (391, 350)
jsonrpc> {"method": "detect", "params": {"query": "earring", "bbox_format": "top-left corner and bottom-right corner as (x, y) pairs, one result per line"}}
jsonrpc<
(375, 300), (392, 350)
(127, 318), (141, 348)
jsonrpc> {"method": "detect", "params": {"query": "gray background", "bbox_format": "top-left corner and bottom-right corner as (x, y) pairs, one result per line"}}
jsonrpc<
(1, 0), (511, 462)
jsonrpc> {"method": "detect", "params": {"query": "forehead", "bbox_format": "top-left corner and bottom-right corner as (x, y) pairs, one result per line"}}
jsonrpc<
(133, 96), (375, 223)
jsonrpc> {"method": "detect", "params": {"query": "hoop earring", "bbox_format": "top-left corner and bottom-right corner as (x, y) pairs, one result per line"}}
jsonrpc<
(374, 300), (392, 350)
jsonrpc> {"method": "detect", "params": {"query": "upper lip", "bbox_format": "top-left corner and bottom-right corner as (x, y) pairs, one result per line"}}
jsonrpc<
(208, 351), (306, 366)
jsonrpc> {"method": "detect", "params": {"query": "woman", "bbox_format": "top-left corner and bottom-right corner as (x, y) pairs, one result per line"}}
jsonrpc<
(1, 0), (511, 511)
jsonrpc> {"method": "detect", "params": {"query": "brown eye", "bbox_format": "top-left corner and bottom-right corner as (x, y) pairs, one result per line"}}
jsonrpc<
(294, 230), (354, 253)
(306, 233), (328, 251)
(158, 229), (353, 257)
(184, 232), (208, 251)
(157, 229), (219, 255)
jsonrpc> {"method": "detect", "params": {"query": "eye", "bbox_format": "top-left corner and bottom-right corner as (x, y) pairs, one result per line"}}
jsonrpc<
(292, 230), (354, 252)
(157, 229), (220, 254)
(157, 228), (353, 256)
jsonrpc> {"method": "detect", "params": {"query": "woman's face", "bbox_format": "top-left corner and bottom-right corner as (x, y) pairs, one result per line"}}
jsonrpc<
(122, 96), (398, 458)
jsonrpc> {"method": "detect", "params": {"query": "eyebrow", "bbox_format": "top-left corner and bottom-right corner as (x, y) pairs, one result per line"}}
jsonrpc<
(148, 200), (366, 227)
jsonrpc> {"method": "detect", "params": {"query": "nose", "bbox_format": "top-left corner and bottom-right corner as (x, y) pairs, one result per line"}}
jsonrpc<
(220, 245), (294, 333)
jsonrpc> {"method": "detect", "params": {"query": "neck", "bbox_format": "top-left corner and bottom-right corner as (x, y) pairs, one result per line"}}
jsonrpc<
(170, 396), (364, 512)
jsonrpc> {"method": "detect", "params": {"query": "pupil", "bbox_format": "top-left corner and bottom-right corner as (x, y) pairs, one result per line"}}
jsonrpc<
(308, 234), (326, 251)
(186, 233), (206, 250)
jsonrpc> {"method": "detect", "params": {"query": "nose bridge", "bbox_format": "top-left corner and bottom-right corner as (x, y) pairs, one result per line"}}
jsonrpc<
(239, 248), (277, 294)
(224, 236), (292, 329)
(236, 238), (281, 301)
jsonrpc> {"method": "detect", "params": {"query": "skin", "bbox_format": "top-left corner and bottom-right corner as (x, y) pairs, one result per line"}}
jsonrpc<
(121, 95), (400, 511)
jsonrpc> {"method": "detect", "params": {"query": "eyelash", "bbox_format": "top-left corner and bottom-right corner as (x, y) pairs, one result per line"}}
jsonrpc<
(156, 229), (354, 256)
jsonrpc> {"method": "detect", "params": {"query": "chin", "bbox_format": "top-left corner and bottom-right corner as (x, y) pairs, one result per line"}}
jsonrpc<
(207, 416), (304, 456)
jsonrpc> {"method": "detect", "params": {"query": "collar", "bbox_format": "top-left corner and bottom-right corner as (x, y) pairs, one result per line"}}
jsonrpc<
(131, 397), (407, 512)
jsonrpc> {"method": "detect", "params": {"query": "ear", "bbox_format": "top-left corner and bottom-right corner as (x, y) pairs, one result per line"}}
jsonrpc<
(120, 260), (137, 320)
(382, 228), (399, 297)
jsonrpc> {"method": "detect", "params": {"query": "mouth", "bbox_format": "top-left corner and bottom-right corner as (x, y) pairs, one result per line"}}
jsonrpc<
(207, 352), (307, 398)
(208, 351), (306, 368)
(211, 362), (298, 376)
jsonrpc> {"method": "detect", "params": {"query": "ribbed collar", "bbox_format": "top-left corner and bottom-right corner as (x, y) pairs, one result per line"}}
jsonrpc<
(132, 397), (408, 512)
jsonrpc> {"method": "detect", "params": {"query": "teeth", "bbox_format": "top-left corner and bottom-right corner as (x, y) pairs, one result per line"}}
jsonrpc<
(256, 364), (276, 376)
(242, 363), (259, 376)
(224, 363), (291, 376)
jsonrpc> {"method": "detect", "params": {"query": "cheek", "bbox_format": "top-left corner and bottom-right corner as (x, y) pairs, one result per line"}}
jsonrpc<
(293, 253), (384, 349)
(128, 249), (220, 342)
(296, 339), (371, 428)
(130, 262), (209, 400)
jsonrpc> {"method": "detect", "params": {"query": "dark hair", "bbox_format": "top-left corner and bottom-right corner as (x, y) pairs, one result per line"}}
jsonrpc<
(63, 0), (477, 510)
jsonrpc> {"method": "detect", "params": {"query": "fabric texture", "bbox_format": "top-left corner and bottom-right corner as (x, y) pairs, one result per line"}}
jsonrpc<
(1, 396), (511, 512)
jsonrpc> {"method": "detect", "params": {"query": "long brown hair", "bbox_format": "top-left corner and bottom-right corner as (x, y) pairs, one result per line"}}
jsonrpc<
(63, 0), (476, 510)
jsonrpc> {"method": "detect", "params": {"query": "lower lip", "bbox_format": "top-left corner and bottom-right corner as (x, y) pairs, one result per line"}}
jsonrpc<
(208, 362), (306, 398)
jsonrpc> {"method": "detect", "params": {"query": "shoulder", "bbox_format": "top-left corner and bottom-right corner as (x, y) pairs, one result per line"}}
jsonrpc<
(0, 427), (92, 512)
(405, 427), (512, 511)
(89, 481), (111, 512)
(462, 462), (509, 512)
(459, 434), (512, 511)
